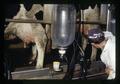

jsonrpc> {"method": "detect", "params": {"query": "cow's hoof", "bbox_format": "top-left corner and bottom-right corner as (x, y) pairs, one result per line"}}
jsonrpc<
(28, 60), (36, 66)
(35, 64), (43, 69)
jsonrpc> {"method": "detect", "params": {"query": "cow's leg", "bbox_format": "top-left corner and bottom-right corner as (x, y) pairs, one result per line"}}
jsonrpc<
(35, 39), (46, 69)
(29, 44), (37, 64)
(23, 43), (27, 48)
(91, 46), (97, 61)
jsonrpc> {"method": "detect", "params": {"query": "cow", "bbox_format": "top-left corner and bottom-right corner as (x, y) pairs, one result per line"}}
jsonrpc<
(4, 4), (50, 69)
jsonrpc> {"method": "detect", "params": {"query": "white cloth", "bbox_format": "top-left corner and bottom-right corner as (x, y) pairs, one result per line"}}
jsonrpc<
(101, 31), (116, 79)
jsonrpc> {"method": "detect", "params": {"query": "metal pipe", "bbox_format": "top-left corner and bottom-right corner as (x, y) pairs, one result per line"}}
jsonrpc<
(78, 21), (105, 25)
(5, 18), (105, 25)
(72, 72), (107, 80)
(106, 4), (111, 31)
(5, 19), (51, 24)
(100, 4), (108, 24)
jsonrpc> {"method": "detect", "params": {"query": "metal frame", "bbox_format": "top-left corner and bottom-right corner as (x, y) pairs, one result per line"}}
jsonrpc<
(5, 19), (106, 25)
(5, 19), (51, 24)
(72, 72), (107, 80)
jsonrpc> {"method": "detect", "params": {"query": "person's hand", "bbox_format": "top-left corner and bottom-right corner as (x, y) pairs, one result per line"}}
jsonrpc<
(105, 67), (112, 75)
(105, 67), (115, 79)
(91, 43), (100, 48)
(105, 68), (110, 74)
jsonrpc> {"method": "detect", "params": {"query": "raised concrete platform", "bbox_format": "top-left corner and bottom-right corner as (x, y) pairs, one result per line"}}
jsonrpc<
(11, 63), (108, 80)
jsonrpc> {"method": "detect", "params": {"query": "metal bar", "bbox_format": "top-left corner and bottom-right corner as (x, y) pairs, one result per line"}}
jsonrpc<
(106, 4), (111, 31)
(72, 72), (107, 80)
(78, 21), (105, 25)
(100, 4), (108, 24)
(5, 19), (106, 25)
(5, 19), (51, 24)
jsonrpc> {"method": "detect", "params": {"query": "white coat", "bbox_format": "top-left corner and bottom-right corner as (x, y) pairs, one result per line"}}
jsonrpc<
(101, 31), (116, 79)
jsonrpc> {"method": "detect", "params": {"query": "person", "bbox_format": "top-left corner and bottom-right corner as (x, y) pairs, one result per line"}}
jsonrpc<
(87, 27), (115, 79)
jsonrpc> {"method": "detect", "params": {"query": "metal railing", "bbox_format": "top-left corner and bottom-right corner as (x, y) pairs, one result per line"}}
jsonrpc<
(5, 18), (106, 25)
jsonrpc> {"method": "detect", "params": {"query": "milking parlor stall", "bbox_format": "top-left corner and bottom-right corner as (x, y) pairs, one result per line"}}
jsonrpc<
(4, 4), (115, 80)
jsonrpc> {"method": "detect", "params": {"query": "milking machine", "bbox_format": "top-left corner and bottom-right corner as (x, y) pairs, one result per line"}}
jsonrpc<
(51, 4), (76, 59)
(51, 4), (88, 79)
(51, 4), (76, 72)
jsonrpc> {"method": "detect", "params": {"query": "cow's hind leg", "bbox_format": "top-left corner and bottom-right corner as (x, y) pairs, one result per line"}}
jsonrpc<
(29, 44), (38, 65)
(35, 39), (46, 69)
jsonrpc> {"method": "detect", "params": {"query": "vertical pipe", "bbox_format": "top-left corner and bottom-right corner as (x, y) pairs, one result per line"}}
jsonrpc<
(81, 9), (85, 49)
(106, 4), (111, 31)
(106, 4), (115, 35)
(81, 9), (84, 35)
(100, 4), (108, 24)
(43, 4), (54, 22)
